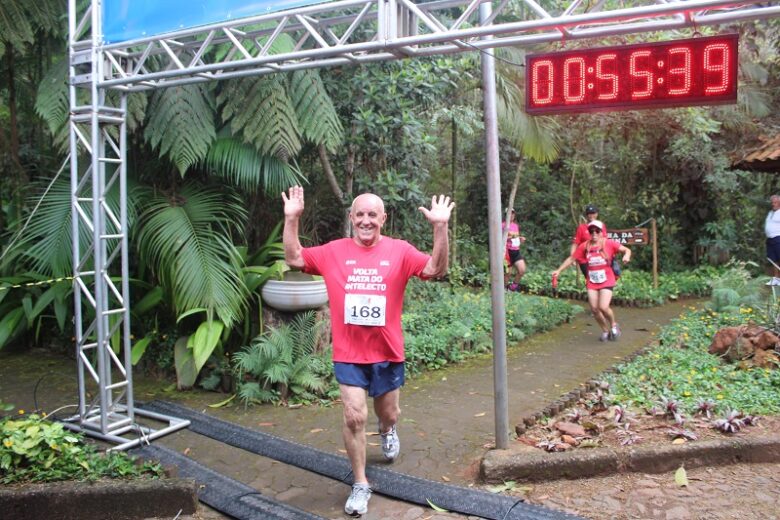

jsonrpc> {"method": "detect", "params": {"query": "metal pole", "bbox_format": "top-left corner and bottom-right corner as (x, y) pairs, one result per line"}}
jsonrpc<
(652, 218), (658, 289)
(480, 2), (509, 449)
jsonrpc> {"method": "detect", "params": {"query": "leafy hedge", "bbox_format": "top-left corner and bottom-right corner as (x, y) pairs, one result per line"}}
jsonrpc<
(402, 280), (581, 374)
(520, 266), (717, 306)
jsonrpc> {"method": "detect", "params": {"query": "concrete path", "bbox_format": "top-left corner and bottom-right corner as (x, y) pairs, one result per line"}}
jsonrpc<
(1, 299), (695, 519)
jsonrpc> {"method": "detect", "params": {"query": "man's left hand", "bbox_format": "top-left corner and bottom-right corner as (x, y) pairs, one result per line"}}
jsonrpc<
(419, 195), (455, 224)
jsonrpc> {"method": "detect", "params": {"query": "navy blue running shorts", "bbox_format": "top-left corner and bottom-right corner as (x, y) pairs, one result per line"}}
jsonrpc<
(767, 236), (780, 264)
(333, 361), (405, 397)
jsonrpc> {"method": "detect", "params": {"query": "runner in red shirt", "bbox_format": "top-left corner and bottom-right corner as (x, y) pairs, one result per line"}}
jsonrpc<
(282, 185), (454, 516)
(571, 204), (606, 275)
(552, 220), (631, 342)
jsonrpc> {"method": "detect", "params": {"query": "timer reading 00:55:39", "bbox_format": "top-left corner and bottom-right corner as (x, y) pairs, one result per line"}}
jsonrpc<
(525, 34), (738, 115)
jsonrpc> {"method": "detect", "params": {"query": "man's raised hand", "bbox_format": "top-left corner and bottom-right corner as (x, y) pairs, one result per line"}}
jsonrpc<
(282, 185), (305, 218)
(419, 194), (455, 225)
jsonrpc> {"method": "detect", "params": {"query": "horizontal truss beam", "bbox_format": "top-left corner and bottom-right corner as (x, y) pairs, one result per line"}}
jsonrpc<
(72, 0), (780, 91)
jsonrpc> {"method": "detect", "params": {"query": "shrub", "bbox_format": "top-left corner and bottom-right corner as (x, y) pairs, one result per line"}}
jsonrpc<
(403, 280), (580, 374)
(0, 415), (163, 484)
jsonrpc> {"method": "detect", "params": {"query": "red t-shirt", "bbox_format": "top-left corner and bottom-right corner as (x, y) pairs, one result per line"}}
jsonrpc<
(573, 239), (621, 290)
(301, 237), (430, 363)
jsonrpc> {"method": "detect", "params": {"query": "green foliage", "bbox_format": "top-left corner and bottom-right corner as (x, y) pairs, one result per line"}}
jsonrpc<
(606, 305), (780, 415)
(402, 280), (580, 374)
(136, 183), (248, 327)
(0, 414), (163, 484)
(0, 276), (70, 351)
(34, 57), (69, 151)
(219, 76), (302, 161)
(520, 266), (716, 306)
(203, 131), (305, 194)
(233, 311), (336, 405)
(145, 84), (217, 175)
(289, 70), (343, 152)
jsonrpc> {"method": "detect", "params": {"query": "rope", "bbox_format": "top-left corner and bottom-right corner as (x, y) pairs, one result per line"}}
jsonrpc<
(0, 276), (75, 292)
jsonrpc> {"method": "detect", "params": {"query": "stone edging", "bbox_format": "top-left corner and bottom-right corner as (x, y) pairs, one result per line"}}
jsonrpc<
(480, 434), (780, 483)
(0, 478), (198, 520)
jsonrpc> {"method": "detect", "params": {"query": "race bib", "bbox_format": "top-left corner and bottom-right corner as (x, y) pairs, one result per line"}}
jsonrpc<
(589, 269), (607, 284)
(344, 294), (386, 326)
(510, 238), (521, 248)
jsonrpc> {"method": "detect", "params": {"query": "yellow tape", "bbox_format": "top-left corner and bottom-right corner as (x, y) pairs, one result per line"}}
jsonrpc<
(0, 277), (75, 292)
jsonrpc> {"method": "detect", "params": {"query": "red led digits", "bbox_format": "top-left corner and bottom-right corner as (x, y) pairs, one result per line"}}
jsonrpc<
(667, 46), (692, 96)
(703, 43), (730, 94)
(596, 53), (618, 100)
(531, 59), (554, 105)
(563, 57), (586, 103)
(629, 50), (654, 99)
(525, 34), (738, 115)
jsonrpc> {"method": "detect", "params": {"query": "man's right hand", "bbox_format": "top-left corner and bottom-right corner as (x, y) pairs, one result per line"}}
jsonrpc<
(282, 185), (305, 218)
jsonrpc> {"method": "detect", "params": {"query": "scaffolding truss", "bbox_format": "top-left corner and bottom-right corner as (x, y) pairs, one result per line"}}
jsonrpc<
(68, 0), (780, 447)
(71, 0), (780, 91)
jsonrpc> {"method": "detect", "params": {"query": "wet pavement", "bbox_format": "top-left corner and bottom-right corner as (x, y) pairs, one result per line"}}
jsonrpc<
(2, 298), (748, 519)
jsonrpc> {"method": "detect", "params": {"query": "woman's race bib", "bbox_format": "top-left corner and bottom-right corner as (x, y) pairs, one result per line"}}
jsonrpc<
(510, 238), (521, 248)
(589, 269), (607, 284)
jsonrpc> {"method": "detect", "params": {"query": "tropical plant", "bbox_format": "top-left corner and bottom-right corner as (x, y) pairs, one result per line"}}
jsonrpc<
(0, 414), (163, 484)
(233, 310), (333, 405)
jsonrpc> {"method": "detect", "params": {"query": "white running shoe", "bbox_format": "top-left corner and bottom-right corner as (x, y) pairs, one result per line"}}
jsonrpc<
(344, 483), (372, 516)
(609, 324), (621, 340)
(379, 423), (400, 461)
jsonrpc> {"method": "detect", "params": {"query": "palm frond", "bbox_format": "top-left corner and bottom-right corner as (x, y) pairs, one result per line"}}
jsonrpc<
(289, 70), (343, 152)
(144, 84), (216, 175)
(6, 176), (138, 277)
(218, 76), (301, 161)
(136, 184), (248, 326)
(203, 133), (304, 193)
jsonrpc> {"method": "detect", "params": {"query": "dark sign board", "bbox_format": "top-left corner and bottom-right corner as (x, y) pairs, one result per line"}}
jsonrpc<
(607, 228), (648, 245)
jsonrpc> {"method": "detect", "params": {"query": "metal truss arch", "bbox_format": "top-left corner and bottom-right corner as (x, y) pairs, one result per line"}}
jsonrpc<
(68, 0), (779, 447)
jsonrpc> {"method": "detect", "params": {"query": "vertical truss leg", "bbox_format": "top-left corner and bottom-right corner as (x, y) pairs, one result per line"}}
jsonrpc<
(66, 0), (188, 449)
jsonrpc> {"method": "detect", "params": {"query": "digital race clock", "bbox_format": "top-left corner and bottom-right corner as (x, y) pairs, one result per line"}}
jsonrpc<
(525, 34), (738, 115)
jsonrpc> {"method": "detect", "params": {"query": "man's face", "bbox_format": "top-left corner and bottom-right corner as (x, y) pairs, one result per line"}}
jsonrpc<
(586, 212), (598, 222)
(350, 194), (387, 247)
(771, 197), (780, 211)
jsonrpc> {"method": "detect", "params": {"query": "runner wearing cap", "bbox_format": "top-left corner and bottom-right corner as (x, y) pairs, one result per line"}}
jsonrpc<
(571, 204), (605, 256)
(552, 219), (631, 342)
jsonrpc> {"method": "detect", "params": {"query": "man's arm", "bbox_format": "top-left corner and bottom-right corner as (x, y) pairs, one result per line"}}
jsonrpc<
(419, 195), (455, 278)
(281, 185), (306, 270)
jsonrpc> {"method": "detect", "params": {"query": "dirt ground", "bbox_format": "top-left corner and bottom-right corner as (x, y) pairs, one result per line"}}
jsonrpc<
(505, 405), (780, 520)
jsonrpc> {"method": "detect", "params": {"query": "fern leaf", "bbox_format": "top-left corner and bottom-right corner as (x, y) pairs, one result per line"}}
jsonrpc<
(218, 76), (301, 160)
(289, 70), (343, 152)
(144, 84), (216, 175)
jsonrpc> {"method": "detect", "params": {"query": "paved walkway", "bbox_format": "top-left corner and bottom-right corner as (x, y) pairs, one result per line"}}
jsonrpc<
(1, 298), (704, 519)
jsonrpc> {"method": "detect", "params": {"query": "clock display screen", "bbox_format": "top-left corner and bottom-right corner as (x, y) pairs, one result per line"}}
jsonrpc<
(525, 34), (738, 115)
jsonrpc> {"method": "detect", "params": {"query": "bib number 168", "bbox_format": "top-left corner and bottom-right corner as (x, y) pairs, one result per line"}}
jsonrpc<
(344, 294), (386, 326)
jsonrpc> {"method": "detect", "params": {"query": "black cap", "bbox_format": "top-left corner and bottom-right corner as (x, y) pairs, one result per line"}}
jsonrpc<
(584, 204), (598, 214)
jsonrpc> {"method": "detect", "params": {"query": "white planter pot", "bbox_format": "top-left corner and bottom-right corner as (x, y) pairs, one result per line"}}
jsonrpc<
(261, 278), (329, 312)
